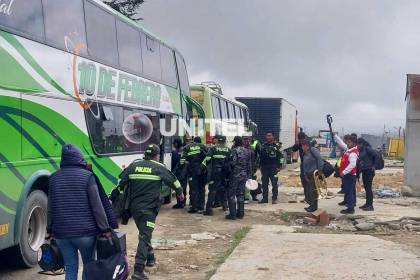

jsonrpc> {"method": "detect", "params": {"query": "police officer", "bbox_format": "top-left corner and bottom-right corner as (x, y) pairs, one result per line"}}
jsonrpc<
(181, 136), (208, 213)
(259, 131), (283, 204)
(118, 144), (184, 280)
(202, 135), (231, 216)
(226, 136), (252, 220)
(171, 138), (188, 209)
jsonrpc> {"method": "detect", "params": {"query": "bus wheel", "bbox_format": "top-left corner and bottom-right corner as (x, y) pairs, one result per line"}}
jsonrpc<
(16, 190), (48, 267)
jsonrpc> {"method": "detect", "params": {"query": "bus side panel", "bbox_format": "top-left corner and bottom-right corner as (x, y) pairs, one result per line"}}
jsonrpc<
(0, 93), (21, 250)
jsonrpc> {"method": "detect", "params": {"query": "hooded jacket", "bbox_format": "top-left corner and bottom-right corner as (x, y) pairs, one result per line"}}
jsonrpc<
(47, 144), (117, 238)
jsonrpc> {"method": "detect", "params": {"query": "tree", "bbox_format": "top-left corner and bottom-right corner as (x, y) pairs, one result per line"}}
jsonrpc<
(103, 0), (144, 21)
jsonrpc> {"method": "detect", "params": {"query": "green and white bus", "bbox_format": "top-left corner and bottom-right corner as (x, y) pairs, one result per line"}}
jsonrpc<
(190, 83), (253, 145)
(0, 0), (198, 266)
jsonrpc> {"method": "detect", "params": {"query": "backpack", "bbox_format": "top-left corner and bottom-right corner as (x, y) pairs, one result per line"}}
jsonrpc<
(310, 148), (335, 178)
(373, 150), (385, 170)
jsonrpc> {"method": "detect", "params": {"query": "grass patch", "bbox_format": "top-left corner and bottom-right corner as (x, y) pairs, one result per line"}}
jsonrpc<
(205, 226), (251, 280)
(279, 212), (291, 223)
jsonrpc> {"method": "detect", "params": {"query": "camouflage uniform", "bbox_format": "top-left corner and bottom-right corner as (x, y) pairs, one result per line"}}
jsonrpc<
(227, 146), (252, 219)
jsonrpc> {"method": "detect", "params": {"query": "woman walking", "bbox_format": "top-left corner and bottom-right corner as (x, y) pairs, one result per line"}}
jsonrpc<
(47, 144), (117, 280)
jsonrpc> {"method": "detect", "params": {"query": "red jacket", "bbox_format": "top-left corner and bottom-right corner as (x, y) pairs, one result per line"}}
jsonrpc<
(339, 147), (359, 175)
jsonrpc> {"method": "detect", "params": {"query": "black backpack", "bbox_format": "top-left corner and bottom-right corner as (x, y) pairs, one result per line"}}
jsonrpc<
(373, 150), (385, 170)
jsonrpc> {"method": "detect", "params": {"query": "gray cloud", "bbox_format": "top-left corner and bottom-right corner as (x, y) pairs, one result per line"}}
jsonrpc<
(139, 0), (419, 135)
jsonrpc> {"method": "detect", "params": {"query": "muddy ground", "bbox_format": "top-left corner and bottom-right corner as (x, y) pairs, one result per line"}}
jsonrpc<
(1, 162), (415, 280)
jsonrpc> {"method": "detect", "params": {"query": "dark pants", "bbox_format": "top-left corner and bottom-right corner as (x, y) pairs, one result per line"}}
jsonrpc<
(206, 172), (225, 212)
(228, 178), (246, 217)
(190, 175), (206, 210)
(305, 175), (318, 208)
(343, 174), (356, 210)
(261, 166), (279, 200)
(300, 169), (309, 202)
(176, 177), (188, 206)
(362, 168), (375, 206)
(133, 210), (157, 272)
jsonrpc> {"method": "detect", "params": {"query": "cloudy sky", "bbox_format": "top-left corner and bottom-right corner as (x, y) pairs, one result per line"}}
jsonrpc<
(138, 0), (419, 136)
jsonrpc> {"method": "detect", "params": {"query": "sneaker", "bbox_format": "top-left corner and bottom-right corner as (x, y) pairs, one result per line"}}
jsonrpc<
(337, 190), (344, 194)
(338, 201), (346, 206)
(197, 209), (204, 214)
(244, 200), (249, 204)
(259, 199), (268, 204)
(252, 197), (259, 202)
(236, 214), (244, 219)
(362, 206), (374, 211)
(340, 209), (355, 215)
(359, 204), (367, 209)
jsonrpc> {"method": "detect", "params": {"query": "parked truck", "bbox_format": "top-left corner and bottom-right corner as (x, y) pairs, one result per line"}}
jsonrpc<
(235, 97), (298, 165)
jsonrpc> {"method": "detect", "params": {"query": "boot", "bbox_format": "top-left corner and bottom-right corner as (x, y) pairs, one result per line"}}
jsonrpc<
(146, 252), (156, 267)
(203, 209), (213, 216)
(237, 199), (244, 219)
(172, 203), (184, 209)
(227, 199), (237, 220)
(132, 266), (149, 280)
(259, 198), (268, 204)
(305, 200), (318, 212)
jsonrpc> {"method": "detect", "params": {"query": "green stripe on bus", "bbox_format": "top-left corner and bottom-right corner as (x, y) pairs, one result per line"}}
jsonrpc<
(0, 203), (16, 216)
(0, 32), (71, 97)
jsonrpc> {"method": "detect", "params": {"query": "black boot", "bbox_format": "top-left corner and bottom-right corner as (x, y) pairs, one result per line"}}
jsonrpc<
(132, 265), (149, 280)
(146, 251), (156, 267)
(172, 203), (184, 209)
(237, 199), (244, 219)
(227, 199), (237, 220)
(203, 209), (213, 216)
(259, 197), (268, 204)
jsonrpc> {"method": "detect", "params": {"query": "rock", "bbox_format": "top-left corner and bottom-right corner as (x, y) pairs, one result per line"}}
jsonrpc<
(355, 222), (376, 231)
(388, 223), (401, 230)
(411, 225), (420, 232)
(191, 232), (221, 241)
(401, 185), (414, 197)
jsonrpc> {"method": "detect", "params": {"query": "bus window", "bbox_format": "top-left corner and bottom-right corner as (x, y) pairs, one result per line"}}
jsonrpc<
(142, 34), (162, 81)
(228, 102), (236, 122)
(211, 96), (221, 119)
(116, 20), (142, 74)
(191, 90), (204, 106)
(220, 100), (228, 120)
(0, 0), (44, 40)
(243, 108), (249, 125)
(43, 0), (87, 55)
(85, 103), (162, 155)
(85, 1), (119, 65)
(175, 52), (190, 94)
(235, 106), (242, 122)
(160, 45), (178, 88)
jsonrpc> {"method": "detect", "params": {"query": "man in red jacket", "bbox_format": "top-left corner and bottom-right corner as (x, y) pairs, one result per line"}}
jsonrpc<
(338, 134), (359, 214)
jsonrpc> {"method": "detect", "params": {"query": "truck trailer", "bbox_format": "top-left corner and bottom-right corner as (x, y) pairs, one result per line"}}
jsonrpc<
(236, 97), (298, 164)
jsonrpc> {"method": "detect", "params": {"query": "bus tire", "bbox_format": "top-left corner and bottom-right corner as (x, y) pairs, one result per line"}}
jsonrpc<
(15, 190), (48, 267)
